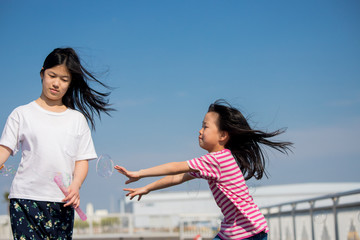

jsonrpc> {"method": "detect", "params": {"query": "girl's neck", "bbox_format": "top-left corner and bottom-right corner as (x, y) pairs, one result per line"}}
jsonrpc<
(208, 146), (225, 153)
(35, 95), (67, 113)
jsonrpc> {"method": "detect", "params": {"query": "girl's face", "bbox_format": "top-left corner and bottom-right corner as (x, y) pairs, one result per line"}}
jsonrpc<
(199, 112), (226, 152)
(40, 64), (71, 104)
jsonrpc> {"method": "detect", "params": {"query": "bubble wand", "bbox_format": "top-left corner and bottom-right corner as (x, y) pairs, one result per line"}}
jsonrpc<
(53, 174), (87, 221)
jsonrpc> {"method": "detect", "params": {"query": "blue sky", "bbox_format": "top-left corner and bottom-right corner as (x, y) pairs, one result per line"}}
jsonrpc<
(0, 0), (359, 214)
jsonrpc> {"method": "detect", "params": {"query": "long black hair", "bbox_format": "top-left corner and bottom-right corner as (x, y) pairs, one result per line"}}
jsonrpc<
(41, 48), (114, 129)
(208, 99), (293, 180)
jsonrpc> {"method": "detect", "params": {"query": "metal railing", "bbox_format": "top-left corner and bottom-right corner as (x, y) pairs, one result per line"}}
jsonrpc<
(262, 188), (360, 240)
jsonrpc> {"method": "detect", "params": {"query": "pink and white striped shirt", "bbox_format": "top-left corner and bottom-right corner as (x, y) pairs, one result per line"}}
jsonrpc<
(187, 149), (269, 240)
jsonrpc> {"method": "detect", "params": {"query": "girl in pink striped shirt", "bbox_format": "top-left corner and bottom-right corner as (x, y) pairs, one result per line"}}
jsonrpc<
(115, 99), (292, 240)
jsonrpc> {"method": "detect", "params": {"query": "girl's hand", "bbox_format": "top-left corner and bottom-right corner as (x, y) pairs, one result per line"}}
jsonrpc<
(114, 165), (141, 184)
(63, 182), (81, 208)
(124, 187), (149, 201)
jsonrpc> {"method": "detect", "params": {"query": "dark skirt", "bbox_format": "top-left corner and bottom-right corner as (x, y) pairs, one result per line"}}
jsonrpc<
(10, 198), (74, 240)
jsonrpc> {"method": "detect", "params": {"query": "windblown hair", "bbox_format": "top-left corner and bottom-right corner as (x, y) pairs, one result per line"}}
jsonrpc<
(41, 48), (114, 129)
(208, 99), (293, 180)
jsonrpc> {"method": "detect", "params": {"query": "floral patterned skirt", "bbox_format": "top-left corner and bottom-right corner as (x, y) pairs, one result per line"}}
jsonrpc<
(10, 198), (74, 240)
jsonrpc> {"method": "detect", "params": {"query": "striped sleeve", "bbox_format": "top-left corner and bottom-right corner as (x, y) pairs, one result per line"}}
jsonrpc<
(187, 153), (221, 181)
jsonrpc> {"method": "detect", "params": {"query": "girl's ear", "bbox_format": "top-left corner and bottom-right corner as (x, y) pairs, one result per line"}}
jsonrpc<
(40, 68), (44, 80)
(220, 131), (229, 143)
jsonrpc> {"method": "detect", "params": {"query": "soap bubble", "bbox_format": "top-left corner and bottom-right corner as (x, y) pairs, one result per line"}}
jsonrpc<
(0, 165), (17, 177)
(96, 154), (114, 178)
(30, 163), (72, 187)
(54, 172), (72, 187)
(247, 183), (257, 195)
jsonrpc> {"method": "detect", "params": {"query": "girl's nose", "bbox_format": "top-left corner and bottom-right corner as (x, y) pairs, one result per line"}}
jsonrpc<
(52, 79), (60, 88)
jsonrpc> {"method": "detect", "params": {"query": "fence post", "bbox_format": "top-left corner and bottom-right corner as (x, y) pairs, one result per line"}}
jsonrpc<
(179, 217), (184, 240)
(291, 203), (297, 240)
(309, 200), (315, 240)
(128, 214), (134, 235)
(265, 208), (271, 240)
(332, 197), (339, 240)
(278, 206), (282, 240)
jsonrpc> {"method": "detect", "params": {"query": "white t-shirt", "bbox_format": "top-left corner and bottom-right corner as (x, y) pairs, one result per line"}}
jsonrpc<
(0, 101), (97, 202)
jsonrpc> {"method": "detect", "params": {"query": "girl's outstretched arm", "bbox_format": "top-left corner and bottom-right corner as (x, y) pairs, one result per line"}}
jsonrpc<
(0, 145), (12, 168)
(124, 173), (194, 201)
(115, 161), (193, 184)
(64, 160), (89, 208)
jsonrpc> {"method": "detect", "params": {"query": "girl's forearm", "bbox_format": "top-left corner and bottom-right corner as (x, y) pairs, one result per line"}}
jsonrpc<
(0, 145), (12, 167)
(72, 160), (89, 188)
(145, 173), (194, 193)
(139, 161), (191, 178)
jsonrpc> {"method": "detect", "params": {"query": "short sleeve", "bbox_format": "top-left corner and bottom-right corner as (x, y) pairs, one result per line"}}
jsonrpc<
(0, 109), (20, 155)
(187, 153), (221, 181)
(74, 116), (97, 161)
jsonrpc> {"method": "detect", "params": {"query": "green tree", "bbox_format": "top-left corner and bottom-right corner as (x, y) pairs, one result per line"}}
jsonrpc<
(74, 219), (89, 229)
(2, 191), (10, 214)
(101, 217), (120, 227)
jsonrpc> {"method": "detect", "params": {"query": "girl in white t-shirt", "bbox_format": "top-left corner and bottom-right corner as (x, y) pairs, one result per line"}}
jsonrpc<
(115, 100), (292, 240)
(0, 47), (113, 239)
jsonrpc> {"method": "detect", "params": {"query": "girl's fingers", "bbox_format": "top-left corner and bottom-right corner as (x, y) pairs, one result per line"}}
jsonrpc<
(63, 189), (80, 207)
(125, 180), (133, 184)
(65, 197), (80, 208)
(73, 199), (80, 208)
(114, 165), (125, 171)
(123, 188), (141, 200)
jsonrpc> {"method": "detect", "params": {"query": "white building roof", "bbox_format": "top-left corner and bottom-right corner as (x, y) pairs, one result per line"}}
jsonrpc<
(125, 182), (360, 215)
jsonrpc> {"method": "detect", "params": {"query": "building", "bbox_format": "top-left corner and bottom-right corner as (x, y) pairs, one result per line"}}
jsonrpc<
(125, 182), (360, 217)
